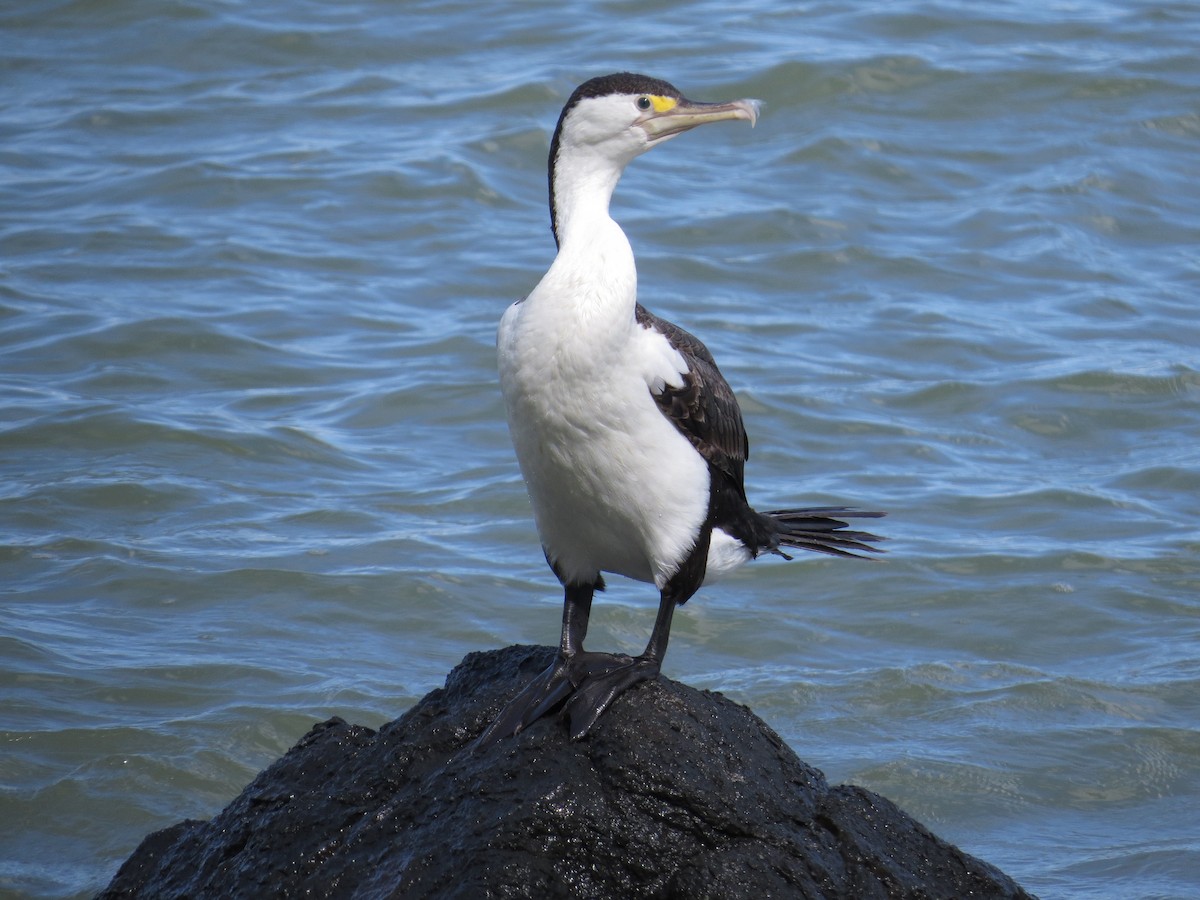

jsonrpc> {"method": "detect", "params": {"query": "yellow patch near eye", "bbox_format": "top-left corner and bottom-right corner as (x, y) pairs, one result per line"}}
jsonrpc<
(649, 95), (677, 113)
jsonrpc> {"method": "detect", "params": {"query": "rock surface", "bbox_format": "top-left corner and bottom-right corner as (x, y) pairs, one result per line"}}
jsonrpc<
(99, 645), (1035, 899)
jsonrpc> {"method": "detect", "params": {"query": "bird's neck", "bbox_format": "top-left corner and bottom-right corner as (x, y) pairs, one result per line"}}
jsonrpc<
(539, 149), (640, 327)
(550, 148), (627, 254)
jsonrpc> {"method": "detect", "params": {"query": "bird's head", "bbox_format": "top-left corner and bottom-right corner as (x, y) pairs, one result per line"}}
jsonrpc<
(552, 72), (759, 162)
(547, 73), (760, 245)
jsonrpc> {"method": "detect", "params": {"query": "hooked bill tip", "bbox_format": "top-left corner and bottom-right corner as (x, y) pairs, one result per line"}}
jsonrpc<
(740, 98), (763, 127)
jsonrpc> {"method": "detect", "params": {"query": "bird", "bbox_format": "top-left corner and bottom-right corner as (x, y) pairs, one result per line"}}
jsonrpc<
(478, 72), (884, 747)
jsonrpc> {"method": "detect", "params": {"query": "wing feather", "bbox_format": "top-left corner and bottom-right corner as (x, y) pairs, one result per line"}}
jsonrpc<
(635, 304), (749, 496)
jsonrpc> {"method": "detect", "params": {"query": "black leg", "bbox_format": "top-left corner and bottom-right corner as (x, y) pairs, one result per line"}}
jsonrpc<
(475, 579), (630, 750)
(560, 580), (592, 656)
(477, 524), (715, 748)
(560, 590), (674, 740)
(560, 525), (711, 740)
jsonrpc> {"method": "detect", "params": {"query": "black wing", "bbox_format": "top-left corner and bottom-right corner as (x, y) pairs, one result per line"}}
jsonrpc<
(635, 304), (749, 496)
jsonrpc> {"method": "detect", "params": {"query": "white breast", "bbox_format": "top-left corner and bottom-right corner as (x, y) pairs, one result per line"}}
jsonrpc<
(498, 225), (710, 590)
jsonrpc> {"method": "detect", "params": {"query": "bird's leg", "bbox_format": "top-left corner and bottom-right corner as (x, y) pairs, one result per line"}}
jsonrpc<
(562, 525), (711, 740)
(475, 579), (629, 749)
(561, 587), (677, 740)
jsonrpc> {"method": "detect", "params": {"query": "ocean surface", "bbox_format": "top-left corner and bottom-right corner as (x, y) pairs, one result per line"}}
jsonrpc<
(3, 1), (1199, 896)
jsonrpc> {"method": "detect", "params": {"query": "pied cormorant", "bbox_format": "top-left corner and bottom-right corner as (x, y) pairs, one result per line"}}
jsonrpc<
(478, 72), (884, 747)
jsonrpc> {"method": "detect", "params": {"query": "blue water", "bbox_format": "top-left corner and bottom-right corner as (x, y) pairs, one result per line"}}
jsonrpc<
(3, 1), (1199, 897)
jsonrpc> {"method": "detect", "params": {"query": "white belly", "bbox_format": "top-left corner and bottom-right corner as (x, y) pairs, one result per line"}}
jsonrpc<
(499, 302), (710, 589)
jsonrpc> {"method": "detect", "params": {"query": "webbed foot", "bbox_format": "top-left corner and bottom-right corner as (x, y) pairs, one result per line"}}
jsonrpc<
(474, 650), (632, 750)
(562, 656), (662, 740)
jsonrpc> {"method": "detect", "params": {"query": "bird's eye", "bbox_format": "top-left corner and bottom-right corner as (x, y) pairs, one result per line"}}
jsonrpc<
(636, 96), (652, 111)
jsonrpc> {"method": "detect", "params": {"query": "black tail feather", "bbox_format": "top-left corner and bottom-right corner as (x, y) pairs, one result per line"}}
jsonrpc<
(763, 507), (886, 560)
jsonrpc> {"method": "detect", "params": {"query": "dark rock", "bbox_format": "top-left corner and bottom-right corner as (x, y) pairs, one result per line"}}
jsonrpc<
(99, 645), (1035, 899)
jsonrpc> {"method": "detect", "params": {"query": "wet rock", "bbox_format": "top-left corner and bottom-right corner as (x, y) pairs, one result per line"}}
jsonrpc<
(99, 645), (1035, 899)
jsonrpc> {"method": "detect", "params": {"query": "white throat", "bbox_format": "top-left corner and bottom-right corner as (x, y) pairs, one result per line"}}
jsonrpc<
(551, 144), (627, 251)
(541, 146), (640, 329)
